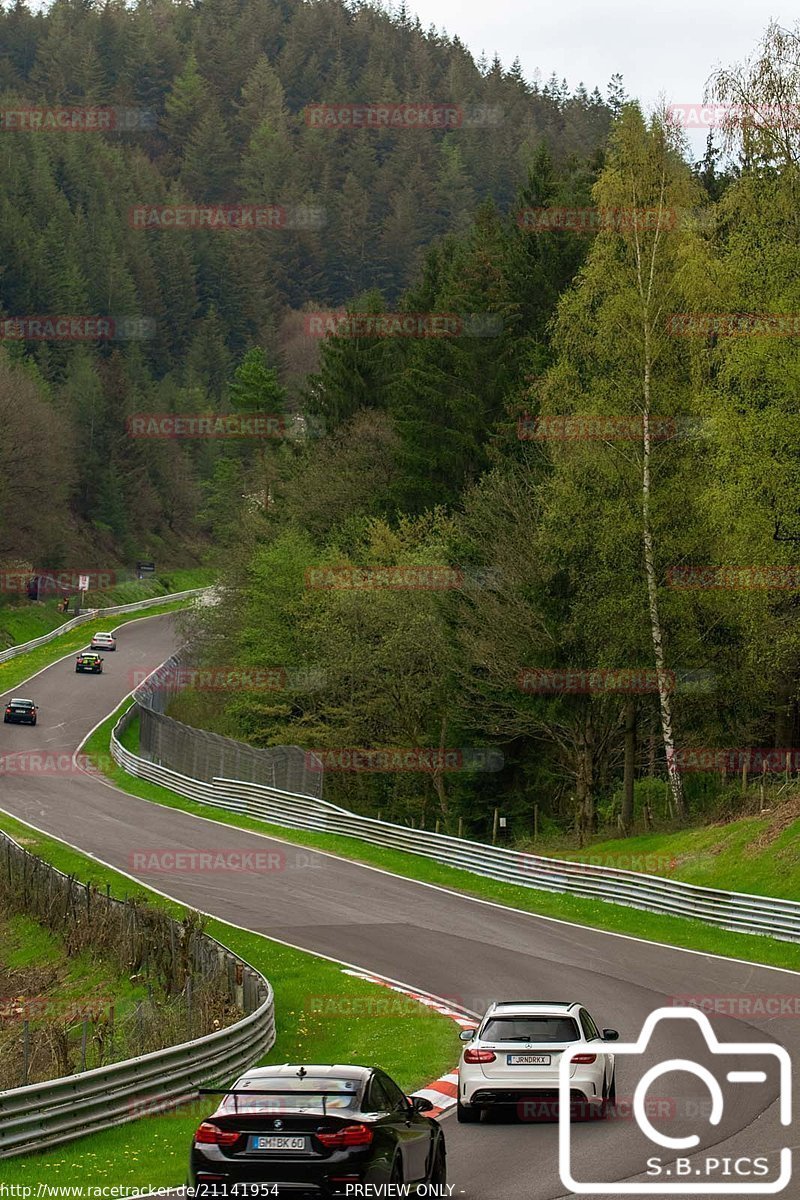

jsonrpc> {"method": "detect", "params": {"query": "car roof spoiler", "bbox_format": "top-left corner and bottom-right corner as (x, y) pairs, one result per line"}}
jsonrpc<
(199, 1088), (357, 1116)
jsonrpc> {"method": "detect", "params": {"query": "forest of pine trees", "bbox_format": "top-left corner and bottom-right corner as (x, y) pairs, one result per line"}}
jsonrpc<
(0, 0), (614, 565)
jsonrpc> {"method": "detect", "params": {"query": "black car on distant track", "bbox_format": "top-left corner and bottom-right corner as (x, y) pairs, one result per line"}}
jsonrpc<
(75, 652), (104, 674)
(3, 697), (38, 725)
(188, 1064), (446, 1198)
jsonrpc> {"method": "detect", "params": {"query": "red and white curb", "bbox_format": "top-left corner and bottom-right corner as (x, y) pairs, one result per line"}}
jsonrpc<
(342, 968), (478, 1118)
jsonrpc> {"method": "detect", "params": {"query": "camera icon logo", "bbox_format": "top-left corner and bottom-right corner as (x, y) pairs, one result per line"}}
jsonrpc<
(558, 1006), (792, 1194)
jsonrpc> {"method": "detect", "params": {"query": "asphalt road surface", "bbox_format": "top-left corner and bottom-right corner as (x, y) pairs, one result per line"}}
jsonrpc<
(1, 612), (797, 1198)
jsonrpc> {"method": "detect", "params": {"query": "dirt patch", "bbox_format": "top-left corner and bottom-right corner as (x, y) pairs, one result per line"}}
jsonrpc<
(750, 795), (800, 850)
(0, 963), (60, 999)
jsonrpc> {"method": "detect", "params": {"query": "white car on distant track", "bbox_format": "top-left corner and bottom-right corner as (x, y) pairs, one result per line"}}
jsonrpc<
(457, 1000), (618, 1123)
(90, 631), (116, 651)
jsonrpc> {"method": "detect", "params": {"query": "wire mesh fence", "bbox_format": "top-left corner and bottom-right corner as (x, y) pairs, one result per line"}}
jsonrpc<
(0, 832), (257, 1089)
(133, 651), (324, 797)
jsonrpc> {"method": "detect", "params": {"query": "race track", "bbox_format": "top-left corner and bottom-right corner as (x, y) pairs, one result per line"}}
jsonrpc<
(1, 611), (796, 1199)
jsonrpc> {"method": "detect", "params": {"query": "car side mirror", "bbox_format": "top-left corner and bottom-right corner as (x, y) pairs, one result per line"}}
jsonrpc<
(603, 1029), (619, 1041)
(459, 1029), (475, 1041)
(410, 1096), (434, 1113)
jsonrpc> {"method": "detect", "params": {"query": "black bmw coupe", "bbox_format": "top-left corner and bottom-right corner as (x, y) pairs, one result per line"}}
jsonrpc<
(188, 1063), (446, 1197)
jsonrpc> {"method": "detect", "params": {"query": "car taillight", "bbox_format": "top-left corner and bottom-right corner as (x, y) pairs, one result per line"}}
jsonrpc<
(317, 1123), (374, 1149)
(571, 1054), (597, 1064)
(194, 1122), (241, 1146)
(464, 1048), (496, 1064)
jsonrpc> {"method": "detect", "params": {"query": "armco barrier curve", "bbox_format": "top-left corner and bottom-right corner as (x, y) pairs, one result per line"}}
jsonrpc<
(111, 702), (800, 946)
(0, 831), (275, 1157)
(0, 588), (209, 665)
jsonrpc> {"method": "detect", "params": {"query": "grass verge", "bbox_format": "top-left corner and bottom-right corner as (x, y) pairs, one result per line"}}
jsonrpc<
(0, 602), (76, 649)
(539, 811), (800, 900)
(79, 705), (800, 976)
(0, 811), (457, 1188)
(82, 567), (214, 610)
(0, 569), (212, 653)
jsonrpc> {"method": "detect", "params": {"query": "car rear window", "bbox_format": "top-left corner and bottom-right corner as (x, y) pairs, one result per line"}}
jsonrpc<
(218, 1078), (362, 1114)
(481, 1016), (580, 1043)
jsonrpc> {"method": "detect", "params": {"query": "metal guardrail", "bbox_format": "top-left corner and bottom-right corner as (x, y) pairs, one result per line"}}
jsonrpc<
(111, 705), (800, 946)
(0, 830), (275, 1157)
(0, 589), (208, 664)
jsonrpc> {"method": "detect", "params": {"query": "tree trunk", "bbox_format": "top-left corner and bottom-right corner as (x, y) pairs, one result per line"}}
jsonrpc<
(574, 714), (595, 843)
(431, 714), (449, 820)
(641, 336), (687, 821)
(774, 676), (794, 746)
(622, 696), (637, 833)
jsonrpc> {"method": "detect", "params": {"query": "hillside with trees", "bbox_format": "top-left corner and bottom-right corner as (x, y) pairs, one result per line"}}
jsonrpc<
(175, 22), (800, 843)
(0, 0), (615, 567)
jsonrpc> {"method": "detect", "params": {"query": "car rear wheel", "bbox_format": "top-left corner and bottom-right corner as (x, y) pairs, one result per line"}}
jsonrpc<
(456, 1100), (481, 1123)
(390, 1155), (404, 1185)
(601, 1070), (616, 1117)
(31, 717), (36, 725)
(427, 1140), (446, 1186)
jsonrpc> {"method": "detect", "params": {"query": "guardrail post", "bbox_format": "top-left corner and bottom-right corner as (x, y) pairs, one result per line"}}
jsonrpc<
(22, 1021), (30, 1086)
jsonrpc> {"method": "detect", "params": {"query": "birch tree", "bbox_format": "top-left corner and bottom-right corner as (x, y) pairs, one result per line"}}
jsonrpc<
(540, 106), (707, 822)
